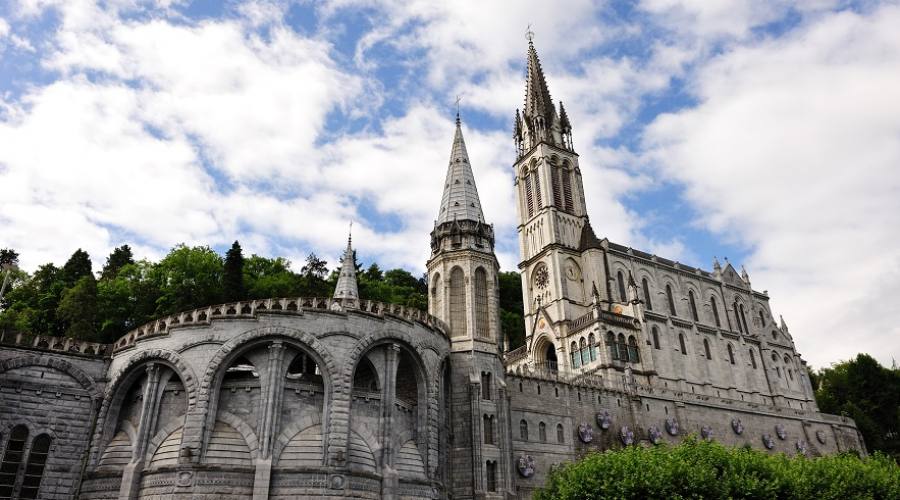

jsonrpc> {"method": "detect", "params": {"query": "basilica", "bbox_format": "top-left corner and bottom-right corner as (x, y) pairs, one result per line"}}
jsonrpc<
(0, 40), (864, 499)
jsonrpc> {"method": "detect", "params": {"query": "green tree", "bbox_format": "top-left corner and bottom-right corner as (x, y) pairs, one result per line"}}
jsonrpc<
(96, 260), (161, 343)
(62, 248), (93, 286)
(815, 354), (900, 458)
(299, 253), (330, 296)
(101, 245), (134, 280)
(498, 271), (525, 349)
(244, 255), (300, 299)
(152, 245), (224, 315)
(57, 275), (98, 341)
(0, 248), (19, 267)
(223, 241), (246, 302)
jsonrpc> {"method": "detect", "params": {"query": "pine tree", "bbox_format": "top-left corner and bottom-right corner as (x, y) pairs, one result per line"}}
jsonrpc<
(62, 249), (93, 286)
(101, 245), (134, 280)
(223, 241), (246, 302)
(57, 275), (98, 341)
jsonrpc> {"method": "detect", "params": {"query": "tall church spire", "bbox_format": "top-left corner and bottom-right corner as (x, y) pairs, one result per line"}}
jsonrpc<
(333, 226), (359, 304)
(524, 39), (557, 125)
(436, 117), (485, 224)
(515, 37), (573, 154)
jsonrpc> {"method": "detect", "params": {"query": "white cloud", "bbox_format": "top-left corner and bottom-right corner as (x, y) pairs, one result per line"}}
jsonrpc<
(642, 5), (900, 367)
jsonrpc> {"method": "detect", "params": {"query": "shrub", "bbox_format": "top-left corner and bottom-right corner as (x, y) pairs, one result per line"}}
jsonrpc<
(535, 437), (899, 500)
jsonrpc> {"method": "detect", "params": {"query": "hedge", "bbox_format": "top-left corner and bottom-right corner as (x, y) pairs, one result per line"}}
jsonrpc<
(535, 437), (900, 499)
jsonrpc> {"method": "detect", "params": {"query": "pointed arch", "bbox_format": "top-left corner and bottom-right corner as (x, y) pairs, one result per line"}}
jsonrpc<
(733, 301), (743, 333)
(606, 332), (618, 360)
(739, 304), (749, 333)
(474, 267), (490, 339)
(642, 278), (653, 310)
(449, 266), (467, 337)
(627, 336), (640, 363)
(688, 290), (699, 321)
(430, 273), (442, 318)
(617, 271), (627, 301)
(666, 284), (677, 316)
(711, 296), (721, 327)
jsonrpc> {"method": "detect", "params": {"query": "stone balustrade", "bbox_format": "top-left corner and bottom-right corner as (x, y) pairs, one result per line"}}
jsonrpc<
(0, 331), (109, 357)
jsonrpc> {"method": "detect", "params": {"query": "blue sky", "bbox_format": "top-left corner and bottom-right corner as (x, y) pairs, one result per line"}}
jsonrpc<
(1, 0), (899, 368)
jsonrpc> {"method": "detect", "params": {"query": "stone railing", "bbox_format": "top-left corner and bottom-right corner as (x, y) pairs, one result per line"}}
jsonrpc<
(504, 345), (528, 363)
(113, 297), (449, 353)
(0, 331), (109, 357)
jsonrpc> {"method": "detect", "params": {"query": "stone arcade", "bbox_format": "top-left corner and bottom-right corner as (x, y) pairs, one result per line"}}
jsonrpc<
(0, 40), (864, 499)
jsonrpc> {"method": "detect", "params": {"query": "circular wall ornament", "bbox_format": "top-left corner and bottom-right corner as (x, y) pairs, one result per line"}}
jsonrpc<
(578, 423), (594, 443)
(816, 430), (827, 444)
(775, 424), (787, 440)
(701, 426), (714, 441)
(619, 426), (634, 446)
(731, 418), (744, 435)
(648, 426), (662, 445)
(517, 455), (536, 478)
(762, 434), (775, 450)
(665, 418), (680, 436)
(596, 410), (612, 430)
(535, 266), (549, 290)
(796, 440), (808, 456)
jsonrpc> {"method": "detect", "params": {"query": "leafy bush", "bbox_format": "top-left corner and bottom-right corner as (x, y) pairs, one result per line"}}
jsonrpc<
(536, 437), (900, 500)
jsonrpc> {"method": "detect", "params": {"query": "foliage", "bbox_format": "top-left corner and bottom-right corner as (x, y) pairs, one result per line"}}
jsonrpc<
(100, 245), (134, 280)
(151, 245), (224, 316)
(0, 248), (19, 268)
(815, 354), (900, 459)
(62, 248), (93, 286)
(536, 438), (900, 500)
(498, 271), (525, 349)
(223, 241), (246, 302)
(57, 275), (98, 341)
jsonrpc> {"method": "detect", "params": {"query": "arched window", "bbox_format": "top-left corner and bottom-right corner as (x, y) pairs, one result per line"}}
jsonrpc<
(588, 333), (597, 361)
(627, 336), (640, 362)
(727, 344), (736, 365)
(19, 434), (51, 499)
(539, 422), (547, 442)
(688, 291), (699, 321)
(703, 338), (712, 360)
(449, 267), (467, 337)
(666, 284), (677, 316)
(750, 349), (757, 369)
(474, 267), (490, 339)
(652, 327), (660, 349)
(606, 332), (618, 361)
(777, 367), (782, 378)
(642, 278), (653, 310)
(557, 423), (565, 443)
(0, 425), (29, 498)
(520, 420), (529, 441)
(733, 301), (743, 333)
(562, 168), (574, 212)
(551, 164), (562, 207)
(481, 372), (492, 400)
(533, 169), (543, 208)
(483, 415), (494, 444)
(486, 461), (498, 492)
(678, 334), (687, 355)
(617, 271), (627, 301)
(739, 304), (749, 333)
(524, 173), (534, 217)
(711, 296), (721, 327)
(431, 273), (442, 317)
(788, 368), (794, 381)
(571, 341), (580, 368)
(579, 337), (588, 365)
(617, 334), (628, 362)
(759, 310), (766, 327)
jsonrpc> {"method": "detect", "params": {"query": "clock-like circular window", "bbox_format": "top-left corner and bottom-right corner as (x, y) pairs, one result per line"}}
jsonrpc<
(535, 266), (549, 290)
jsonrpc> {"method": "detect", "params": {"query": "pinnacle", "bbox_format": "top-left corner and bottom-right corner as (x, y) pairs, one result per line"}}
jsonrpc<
(437, 117), (485, 224)
(333, 229), (359, 301)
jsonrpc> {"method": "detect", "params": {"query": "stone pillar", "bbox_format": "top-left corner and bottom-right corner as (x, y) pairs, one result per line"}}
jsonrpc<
(470, 381), (484, 497)
(118, 363), (161, 500)
(380, 344), (400, 499)
(254, 341), (285, 500)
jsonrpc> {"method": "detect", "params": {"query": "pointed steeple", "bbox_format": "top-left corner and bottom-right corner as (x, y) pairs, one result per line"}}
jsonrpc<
(437, 117), (485, 224)
(558, 101), (571, 131)
(524, 39), (557, 124)
(516, 37), (571, 152)
(333, 227), (359, 303)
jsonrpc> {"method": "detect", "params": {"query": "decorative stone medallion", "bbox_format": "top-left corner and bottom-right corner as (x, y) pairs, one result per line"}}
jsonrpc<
(796, 440), (808, 456)
(775, 424), (787, 440)
(619, 426), (634, 446)
(648, 426), (662, 445)
(701, 425), (714, 441)
(175, 471), (194, 488)
(578, 423), (594, 443)
(665, 417), (680, 436)
(329, 474), (346, 489)
(731, 418), (744, 435)
(517, 455), (536, 478)
(762, 434), (775, 450)
(596, 410), (612, 430)
(816, 430), (827, 444)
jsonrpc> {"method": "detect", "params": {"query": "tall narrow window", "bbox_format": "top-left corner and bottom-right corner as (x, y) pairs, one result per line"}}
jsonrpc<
(711, 296), (721, 327)
(617, 271), (627, 301)
(580, 337), (588, 365)
(474, 267), (490, 339)
(481, 372), (492, 400)
(652, 327), (660, 350)
(483, 415), (494, 444)
(666, 285), (677, 316)
(551, 165), (562, 207)
(759, 310), (766, 327)
(571, 341), (580, 368)
(533, 170), (543, 208)
(557, 424), (565, 443)
(733, 302), (743, 333)
(562, 168), (573, 212)
(486, 461), (497, 492)
(588, 333), (597, 361)
(607, 332), (618, 361)
(642, 278), (653, 310)
(728, 344), (736, 365)
(750, 349), (757, 369)
(539, 422), (547, 442)
(628, 336), (640, 362)
(449, 267), (467, 337)
(703, 338), (712, 360)
(19, 434), (51, 500)
(617, 334), (628, 363)
(688, 291), (699, 321)
(0, 425), (28, 498)
(520, 420), (529, 441)
(431, 274), (442, 318)
(524, 174), (534, 217)
(678, 334), (687, 355)
(739, 304), (749, 333)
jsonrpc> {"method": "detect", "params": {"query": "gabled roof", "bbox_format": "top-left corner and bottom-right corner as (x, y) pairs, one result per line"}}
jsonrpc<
(437, 116), (485, 224)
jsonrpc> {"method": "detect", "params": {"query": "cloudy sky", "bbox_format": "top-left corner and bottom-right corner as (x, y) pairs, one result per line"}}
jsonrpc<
(1, 0), (898, 368)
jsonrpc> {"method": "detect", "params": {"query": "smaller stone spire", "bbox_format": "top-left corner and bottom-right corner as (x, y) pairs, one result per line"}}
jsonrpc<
(333, 224), (359, 305)
(436, 116), (485, 224)
(741, 265), (751, 285)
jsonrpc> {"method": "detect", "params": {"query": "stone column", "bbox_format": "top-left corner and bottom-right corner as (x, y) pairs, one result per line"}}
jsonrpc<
(380, 344), (400, 499)
(254, 341), (285, 500)
(118, 363), (161, 500)
(470, 381), (484, 496)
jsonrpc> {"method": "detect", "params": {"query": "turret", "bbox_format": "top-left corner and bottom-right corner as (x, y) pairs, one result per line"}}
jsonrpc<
(333, 228), (359, 308)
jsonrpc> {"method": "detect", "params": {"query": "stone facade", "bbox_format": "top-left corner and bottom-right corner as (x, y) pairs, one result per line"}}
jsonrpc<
(0, 40), (865, 499)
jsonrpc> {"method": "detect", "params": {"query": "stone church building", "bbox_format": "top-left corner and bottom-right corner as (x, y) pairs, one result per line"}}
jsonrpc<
(0, 41), (864, 499)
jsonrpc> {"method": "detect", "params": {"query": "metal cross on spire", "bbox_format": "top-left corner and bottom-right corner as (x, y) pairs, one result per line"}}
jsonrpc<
(526, 23), (534, 43)
(454, 94), (462, 123)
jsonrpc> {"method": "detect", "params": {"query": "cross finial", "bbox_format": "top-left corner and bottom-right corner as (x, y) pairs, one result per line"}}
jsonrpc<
(348, 221), (353, 246)
(454, 95), (461, 124)
(526, 24), (534, 43)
